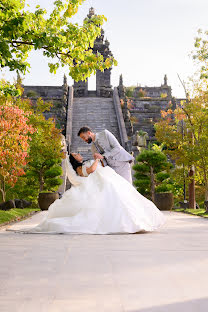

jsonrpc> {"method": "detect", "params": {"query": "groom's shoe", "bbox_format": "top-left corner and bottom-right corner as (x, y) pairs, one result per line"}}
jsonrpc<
(58, 192), (63, 199)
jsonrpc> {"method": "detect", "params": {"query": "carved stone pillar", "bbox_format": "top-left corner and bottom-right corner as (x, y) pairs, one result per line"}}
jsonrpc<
(73, 79), (88, 97)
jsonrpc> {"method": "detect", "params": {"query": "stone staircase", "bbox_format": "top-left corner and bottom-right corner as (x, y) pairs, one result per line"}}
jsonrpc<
(70, 97), (121, 160)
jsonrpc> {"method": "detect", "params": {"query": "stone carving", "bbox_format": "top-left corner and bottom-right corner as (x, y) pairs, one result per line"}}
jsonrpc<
(62, 74), (68, 110)
(118, 74), (125, 98)
(133, 130), (149, 148)
(73, 8), (113, 98)
(131, 130), (149, 157)
(73, 79), (88, 97)
(87, 7), (95, 18)
(122, 97), (133, 137)
(164, 74), (167, 86)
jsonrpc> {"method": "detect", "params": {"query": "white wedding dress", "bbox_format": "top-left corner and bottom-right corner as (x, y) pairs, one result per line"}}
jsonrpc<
(10, 157), (166, 234)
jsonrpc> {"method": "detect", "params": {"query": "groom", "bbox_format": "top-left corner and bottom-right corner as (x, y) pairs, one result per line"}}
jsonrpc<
(78, 126), (134, 184)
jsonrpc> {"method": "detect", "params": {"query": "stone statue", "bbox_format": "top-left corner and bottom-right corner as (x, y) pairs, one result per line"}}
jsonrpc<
(133, 130), (149, 148)
(88, 7), (95, 18)
(164, 74), (168, 86)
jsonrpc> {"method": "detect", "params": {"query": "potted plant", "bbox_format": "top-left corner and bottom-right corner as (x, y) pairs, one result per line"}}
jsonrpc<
(38, 191), (59, 211)
(154, 183), (174, 211)
(30, 159), (63, 210)
(133, 147), (174, 210)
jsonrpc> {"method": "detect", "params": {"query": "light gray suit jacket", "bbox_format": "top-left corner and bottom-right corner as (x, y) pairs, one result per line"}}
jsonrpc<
(91, 129), (134, 164)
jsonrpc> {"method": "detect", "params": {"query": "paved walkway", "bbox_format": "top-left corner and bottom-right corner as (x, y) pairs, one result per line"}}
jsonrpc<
(0, 211), (208, 312)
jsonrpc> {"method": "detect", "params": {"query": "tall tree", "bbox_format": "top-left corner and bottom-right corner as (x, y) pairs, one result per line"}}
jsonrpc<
(0, 90), (64, 201)
(0, 0), (117, 80)
(12, 95), (65, 193)
(27, 116), (64, 192)
(193, 29), (208, 80)
(133, 149), (171, 202)
(155, 91), (208, 202)
(0, 101), (34, 201)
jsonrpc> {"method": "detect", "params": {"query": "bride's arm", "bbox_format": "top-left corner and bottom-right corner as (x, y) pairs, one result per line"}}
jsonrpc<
(86, 159), (99, 175)
(76, 159), (99, 177)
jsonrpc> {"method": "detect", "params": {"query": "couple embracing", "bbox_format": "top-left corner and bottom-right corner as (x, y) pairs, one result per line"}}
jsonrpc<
(72, 126), (134, 184)
(11, 127), (166, 234)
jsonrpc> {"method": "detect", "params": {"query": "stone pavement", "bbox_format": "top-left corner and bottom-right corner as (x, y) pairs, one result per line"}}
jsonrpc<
(0, 211), (208, 312)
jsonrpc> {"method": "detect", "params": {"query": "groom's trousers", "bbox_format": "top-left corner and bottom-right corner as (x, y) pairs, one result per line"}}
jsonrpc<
(107, 159), (133, 184)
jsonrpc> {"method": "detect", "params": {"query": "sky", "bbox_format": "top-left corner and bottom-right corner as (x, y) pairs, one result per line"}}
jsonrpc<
(1, 0), (208, 97)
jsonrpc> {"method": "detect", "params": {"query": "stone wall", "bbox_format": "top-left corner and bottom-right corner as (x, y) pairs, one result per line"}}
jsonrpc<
(23, 85), (68, 134)
(126, 98), (170, 139)
(134, 86), (171, 98)
(23, 85), (64, 98)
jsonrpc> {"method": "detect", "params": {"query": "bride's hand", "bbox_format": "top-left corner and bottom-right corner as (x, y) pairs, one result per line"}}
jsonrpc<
(94, 153), (104, 160)
(86, 158), (99, 175)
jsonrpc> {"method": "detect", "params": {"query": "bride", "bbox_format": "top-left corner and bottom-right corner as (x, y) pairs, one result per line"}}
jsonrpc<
(11, 153), (166, 234)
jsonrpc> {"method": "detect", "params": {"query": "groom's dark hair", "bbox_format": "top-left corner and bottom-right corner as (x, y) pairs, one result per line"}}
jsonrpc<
(77, 126), (92, 136)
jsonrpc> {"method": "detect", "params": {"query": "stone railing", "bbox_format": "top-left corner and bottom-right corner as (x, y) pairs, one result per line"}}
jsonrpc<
(113, 87), (130, 151)
(58, 86), (74, 194)
(58, 135), (67, 195)
(65, 86), (74, 151)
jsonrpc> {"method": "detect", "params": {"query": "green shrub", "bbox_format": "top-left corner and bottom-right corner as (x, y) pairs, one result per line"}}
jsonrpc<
(45, 166), (62, 178)
(133, 148), (172, 200)
(26, 90), (38, 98)
(155, 184), (172, 193)
(156, 172), (170, 182)
(125, 86), (135, 98)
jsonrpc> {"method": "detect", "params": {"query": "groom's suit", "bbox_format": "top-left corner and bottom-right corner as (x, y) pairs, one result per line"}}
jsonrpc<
(91, 129), (134, 184)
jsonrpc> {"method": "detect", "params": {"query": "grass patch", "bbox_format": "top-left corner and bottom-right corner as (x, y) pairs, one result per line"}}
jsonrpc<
(173, 207), (208, 218)
(0, 207), (40, 225)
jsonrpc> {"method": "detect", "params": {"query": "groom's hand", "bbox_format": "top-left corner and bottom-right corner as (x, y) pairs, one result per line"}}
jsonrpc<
(94, 153), (104, 160)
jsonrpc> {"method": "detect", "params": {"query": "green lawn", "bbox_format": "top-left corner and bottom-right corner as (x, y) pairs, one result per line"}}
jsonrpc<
(0, 207), (40, 225)
(173, 208), (208, 218)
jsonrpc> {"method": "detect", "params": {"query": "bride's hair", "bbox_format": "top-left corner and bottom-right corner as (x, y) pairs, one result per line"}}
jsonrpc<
(69, 153), (83, 173)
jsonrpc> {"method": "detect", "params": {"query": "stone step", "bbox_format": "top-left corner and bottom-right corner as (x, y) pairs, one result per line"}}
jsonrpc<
(69, 96), (121, 160)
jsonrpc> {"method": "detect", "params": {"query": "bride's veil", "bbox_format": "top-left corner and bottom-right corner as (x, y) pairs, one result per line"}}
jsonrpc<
(65, 153), (84, 186)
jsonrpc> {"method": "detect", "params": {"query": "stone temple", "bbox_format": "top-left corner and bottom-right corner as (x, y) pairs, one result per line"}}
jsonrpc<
(23, 8), (183, 169)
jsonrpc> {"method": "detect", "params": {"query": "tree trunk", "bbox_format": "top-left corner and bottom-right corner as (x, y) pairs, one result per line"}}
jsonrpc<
(202, 163), (208, 201)
(188, 165), (196, 209)
(183, 163), (186, 201)
(150, 166), (155, 202)
(205, 187), (208, 202)
(0, 189), (5, 202)
(39, 171), (44, 192)
(0, 177), (6, 202)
